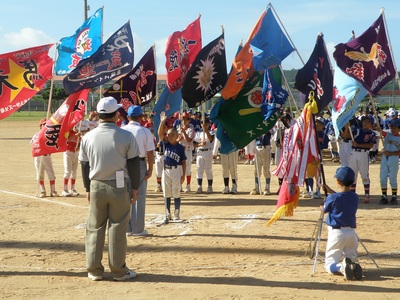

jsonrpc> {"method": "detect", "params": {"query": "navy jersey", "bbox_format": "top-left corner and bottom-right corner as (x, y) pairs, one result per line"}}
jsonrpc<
(352, 128), (377, 150)
(317, 130), (329, 150)
(164, 141), (186, 167)
(323, 192), (359, 228)
(256, 132), (272, 147)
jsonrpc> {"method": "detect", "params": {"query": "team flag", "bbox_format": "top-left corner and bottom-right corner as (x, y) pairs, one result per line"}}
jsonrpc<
(182, 33), (227, 108)
(54, 7), (103, 75)
(152, 87), (182, 141)
(294, 34), (333, 113)
(165, 16), (202, 92)
(331, 62), (367, 137)
(221, 6), (294, 100)
(63, 22), (134, 95)
(261, 67), (288, 123)
(104, 45), (156, 111)
(31, 89), (90, 157)
(334, 14), (395, 95)
(218, 71), (278, 149)
(0, 44), (54, 120)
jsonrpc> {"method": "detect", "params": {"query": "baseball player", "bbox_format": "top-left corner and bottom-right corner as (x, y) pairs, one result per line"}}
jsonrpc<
(379, 118), (400, 205)
(250, 131), (272, 195)
(322, 166), (363, 281)
(194, 118), (215, 194)
(123, 105), (155, 236)
(154, 139), (164, 193)
(213, 135), (239, 194)
(158, 112), (187, 222)
(31, 118), (59, 198)
(177, 111), (195, 192)
(343, 115), (377, 203)
(62, 128), (81, 196)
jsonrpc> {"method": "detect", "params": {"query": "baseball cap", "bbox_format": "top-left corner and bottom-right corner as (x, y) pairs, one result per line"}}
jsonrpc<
(316, 117), (325, 125)
(334, 166), (355, 183)
(388, 109), (398, 118)
(389, 118), (400, 127)
(39, 118), (46, 126)
(127, 105), (143, 117)
(361, 115), (374, 124)
(97, 96), (121, 114)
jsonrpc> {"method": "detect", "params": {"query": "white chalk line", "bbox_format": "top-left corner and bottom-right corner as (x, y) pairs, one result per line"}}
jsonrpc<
(231, 214), (257, 229)
(0, 189), (87, 209)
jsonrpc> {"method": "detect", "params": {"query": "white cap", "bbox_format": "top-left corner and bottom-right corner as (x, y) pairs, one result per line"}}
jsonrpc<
(97, 96), (122, 114)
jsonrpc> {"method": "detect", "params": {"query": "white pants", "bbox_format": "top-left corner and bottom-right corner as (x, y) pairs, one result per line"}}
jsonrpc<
(339, 140), (352, 167)
(221, 151), (238, 180)
(349, 150), (370, 185)
(196, 150), (213, 180)
(34, 155), (56, 181)
(184, 148), (192, 176)
(63, 150), (79, 179)
(162, 166), (182, 198)
(254, 146), (271, 179)
(155, 152), (164, 179)
(325, 226), (358, 273)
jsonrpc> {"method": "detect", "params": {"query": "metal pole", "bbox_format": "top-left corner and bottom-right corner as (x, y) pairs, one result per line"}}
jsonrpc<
(84, 0), (88, 21)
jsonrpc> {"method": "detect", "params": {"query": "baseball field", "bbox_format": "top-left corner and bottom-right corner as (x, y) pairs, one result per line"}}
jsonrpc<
(0, 116), (399, 299)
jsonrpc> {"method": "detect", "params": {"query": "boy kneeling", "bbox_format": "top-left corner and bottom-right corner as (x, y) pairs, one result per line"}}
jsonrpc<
(321, 167), (363, 280)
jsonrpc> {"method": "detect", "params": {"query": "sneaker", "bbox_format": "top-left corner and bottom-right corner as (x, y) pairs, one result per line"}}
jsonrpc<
(303, 192), (312, 199)
(184, 185), (191, 193)
(88, 273), (103, 281)
(364, 195), (370, 204)
(155, 185), (162, 192)
(340, 257), (354, 280)
(389, 196), (398, 205)
(62, 190), (72, 197)
(113, 269), (137, 281)
(196, 186), (203, 194)
(379, 195), (388, 205)
(312, 191), (322, 199)
(352, 262), (363, 280)
(206, 186), (213, 193)
(222, 186), (230, 194)
(230, 184), (237, 194)
(50, 191), (59, 197)
(250, 188), (259, 195)
(174, 209), (180, 220)
(127, 229), (148, 237)
(38, 191), (46, 198)
(263, 189), (270, 195)
(70, 189), (80, 196)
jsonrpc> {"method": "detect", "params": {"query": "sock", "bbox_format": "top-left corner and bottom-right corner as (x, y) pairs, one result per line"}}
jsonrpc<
(63, 178), (68, 191)
(207, 179), (213, 187)
(70, 178), (76, 191)
(39, 180), (45, 192)
(223, 177), (229, 187)
(255, 177), (259, 187)
(278, 178), (283, 186)
(174, 198), (181, 210)
(165, 198), (171, 213)
(197, 178), (203, 187)
(382, 188), (387, 196)
(50, 180), (56, 193)
(364, 183), (370, 195)
(186, 175), (191, 185)
(232, 179), (236, 185)
(266, 178), (271, 190)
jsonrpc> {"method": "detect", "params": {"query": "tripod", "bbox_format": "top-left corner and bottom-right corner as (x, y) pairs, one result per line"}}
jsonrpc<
(307, 211), (379, 274)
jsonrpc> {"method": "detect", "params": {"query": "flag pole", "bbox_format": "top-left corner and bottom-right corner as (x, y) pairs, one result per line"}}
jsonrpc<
(279, 65), (300, 113)
(381, 8), (400, 96)
(268, 2), (305, 65)
(98, 6), (105, 100)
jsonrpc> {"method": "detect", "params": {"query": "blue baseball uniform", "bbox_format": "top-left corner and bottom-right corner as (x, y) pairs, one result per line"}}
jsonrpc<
(380, 131), (400, 193)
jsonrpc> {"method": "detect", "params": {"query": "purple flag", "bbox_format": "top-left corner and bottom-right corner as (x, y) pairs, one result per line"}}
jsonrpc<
(294, 34), (333, 113)
(334, 14), (395, 95)
(104, 45), (156, 111)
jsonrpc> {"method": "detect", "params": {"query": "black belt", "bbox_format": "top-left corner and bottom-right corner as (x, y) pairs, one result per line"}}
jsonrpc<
(198, 148), (209, 151)
(43, 154), (50, 156)
(331, 226), (355, 229)
(352, 148), (368, 152)
(140, 157), (146, 160)
(164, 165), (178, 169)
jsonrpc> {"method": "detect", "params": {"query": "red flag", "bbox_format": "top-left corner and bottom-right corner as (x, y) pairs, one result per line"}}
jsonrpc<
(221, 11), (266, 100)
(165, 16), (202, 92)
(0, 44), (54, 120)
(31, 89), (89, 157)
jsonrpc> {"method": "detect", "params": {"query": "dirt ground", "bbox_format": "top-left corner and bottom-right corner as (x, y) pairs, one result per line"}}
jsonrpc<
(0, 120), (399, 300)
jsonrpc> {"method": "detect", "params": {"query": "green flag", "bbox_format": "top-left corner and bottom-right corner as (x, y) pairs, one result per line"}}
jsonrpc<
(218, 71), (280, 149)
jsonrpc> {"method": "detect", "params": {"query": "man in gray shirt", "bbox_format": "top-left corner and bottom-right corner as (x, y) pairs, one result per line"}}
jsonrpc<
(79, 96), (141, 281)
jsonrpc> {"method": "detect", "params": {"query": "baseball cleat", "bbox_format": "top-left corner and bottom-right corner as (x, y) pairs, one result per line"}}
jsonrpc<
(50, 191), (59, 197)
(341, 257), (354, 280)
(363, 195), (370, 204)
(38, 192), (46, 198)
(222, 186), (230, 194)
(389, 196), (398, 205)
(70, 189), (80, 196)
(379, 195), (388, 205)
(230, 184), (238, 194)
(62, 190), (72, 197)
(88, 273), (103, 281)
(352, 262), (363, 280)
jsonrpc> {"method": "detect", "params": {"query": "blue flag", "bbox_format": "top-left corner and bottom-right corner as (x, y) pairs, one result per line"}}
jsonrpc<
(63, 22), (134, 95)
(261, 67), (288, 123)
(54, 8), (103, 75)
(250, 7), (294, 71)
(331, 62), (367, 137)
(153, 87), (182, 141)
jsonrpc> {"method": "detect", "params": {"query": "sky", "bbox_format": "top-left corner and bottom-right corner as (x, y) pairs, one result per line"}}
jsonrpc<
(1, 0), (400, 73)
